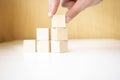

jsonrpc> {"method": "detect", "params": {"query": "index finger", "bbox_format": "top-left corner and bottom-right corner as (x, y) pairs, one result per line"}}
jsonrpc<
(48, 0), (60, 17)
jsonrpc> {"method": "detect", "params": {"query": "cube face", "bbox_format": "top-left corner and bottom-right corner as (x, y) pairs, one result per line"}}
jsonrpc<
(36, 28), (50, 40)
(51, 40), (68, 53)
(51, 28), (68, 40)
(23, 40), (36, 52)
(52, 15), (66, 27)
(37, 41), (50, 52)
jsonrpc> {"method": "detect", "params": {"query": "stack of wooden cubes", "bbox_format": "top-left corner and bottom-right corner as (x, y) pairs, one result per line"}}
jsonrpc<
(51, 15), (68, 53)
(23, 15), (68, 53)
(36, 28), (50, 52)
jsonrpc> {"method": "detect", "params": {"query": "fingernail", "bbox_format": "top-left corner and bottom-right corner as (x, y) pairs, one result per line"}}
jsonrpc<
(48, 12), (53, 17)
(66, 16), (72, 23)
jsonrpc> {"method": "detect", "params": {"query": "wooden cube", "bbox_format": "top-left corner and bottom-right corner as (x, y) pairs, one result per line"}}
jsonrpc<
(52, 15), (66, 27)
(51, 40), (68, 53)
(36, 28), (50, 40)
(51, 28), (68, 40)
(37, 41), (50, 52)
(23, 40), (36, 52)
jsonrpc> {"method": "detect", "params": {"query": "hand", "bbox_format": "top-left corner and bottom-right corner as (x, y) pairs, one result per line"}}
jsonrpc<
(48, 0), (102, 23)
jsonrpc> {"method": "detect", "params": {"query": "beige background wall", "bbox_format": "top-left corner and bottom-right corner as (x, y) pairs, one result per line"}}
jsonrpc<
(0, 0), (14, 42)
(0, 0), (120, 42)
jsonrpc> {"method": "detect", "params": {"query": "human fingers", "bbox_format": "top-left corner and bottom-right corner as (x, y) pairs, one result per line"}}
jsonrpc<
(62, 0), (76, 9)
(48, 0), (60, 17)
(66, 0), (102, 23)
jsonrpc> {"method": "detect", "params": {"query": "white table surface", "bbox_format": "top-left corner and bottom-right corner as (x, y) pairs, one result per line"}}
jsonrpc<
(0, 39), (120, 80)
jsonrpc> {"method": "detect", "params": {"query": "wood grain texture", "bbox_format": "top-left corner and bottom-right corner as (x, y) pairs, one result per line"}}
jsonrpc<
(0, 0), (120, 41)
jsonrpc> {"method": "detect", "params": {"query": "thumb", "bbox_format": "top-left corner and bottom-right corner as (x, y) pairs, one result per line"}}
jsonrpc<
(66, 0), (94, 23)
(48, 0), (60, 17)
(66, 0), (88, 23)
(66, 0), (102, 23)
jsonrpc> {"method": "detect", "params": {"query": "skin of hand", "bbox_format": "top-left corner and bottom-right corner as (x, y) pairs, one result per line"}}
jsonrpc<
(48, 0), (102, 23)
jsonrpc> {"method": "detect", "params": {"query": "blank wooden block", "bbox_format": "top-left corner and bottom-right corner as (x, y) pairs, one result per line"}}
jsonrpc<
(23, 40), (36, 52)
(51, 40), (68, 53)
(51, 27), (68, 40)
(37, 41), (50, 52)
(36, 28), (50, 40)
(52, 15), (66, 27)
